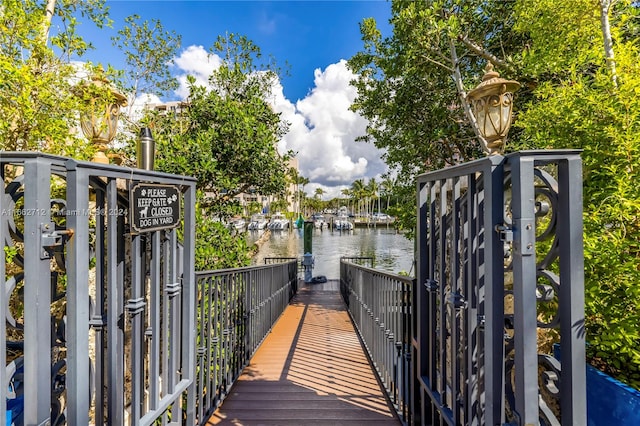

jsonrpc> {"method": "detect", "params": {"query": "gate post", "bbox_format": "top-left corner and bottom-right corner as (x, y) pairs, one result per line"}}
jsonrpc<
(557, 154), (587, 424)
(509, 155), (540, 424)
(183, 181), (197, 425)
(23, 158), (54, 425)
(65, 161), (91, 425)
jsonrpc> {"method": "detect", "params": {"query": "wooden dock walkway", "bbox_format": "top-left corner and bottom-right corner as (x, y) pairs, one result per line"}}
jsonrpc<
(206, 280), (400, 425)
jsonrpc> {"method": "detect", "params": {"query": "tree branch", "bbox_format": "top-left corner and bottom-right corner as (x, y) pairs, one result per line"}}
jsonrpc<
(599, 0), (618, 88)
(41, 0), (56, 44)
(457, 34), (516, 74)
(419, 53), (454, 72)
(449, 39), (490, 155)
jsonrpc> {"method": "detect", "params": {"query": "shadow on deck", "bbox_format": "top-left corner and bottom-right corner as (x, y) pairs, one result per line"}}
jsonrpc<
(206, 280), (400, 425)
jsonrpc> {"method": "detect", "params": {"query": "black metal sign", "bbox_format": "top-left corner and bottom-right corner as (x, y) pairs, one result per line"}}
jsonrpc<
(130, 183), (181, 233)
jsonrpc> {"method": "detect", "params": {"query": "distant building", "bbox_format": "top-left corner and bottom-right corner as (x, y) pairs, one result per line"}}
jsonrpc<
(151, 101), (189, 116)
(235, 157), (299, 216)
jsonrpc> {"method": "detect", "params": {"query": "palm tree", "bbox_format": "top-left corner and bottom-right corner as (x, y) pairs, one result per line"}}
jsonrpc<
(351, 179), (365, 217)
(296, 175), (310, 215)
(366, 178), (379, 217)
(299, 176), (310, 194)
(314, 187), (326, 200)
(381, 176), (395, 211)
(341, 188), (352, 213)
(288, 167), (300, 215)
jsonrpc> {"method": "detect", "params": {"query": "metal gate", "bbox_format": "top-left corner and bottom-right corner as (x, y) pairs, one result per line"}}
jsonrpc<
(415, 150), (586, 425)
(0, 153), (196, 425)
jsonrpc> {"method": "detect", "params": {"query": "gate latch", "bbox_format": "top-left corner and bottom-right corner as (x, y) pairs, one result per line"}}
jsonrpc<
(495, 224), (513, 242)
(40, 223), (74, 259)
(495, 224), (513, 259)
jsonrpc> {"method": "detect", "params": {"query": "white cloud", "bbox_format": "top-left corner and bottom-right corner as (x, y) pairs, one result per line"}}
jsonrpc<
(257, 10), (278, 35)
(128, 93), (162, 123)
(172, 45), (222, 98)
(269, 60), (387, 199)
(170, 49), (387, 200)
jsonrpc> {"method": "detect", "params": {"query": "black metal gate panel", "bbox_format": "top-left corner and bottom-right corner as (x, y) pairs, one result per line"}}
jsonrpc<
(415, 150), (586, 425)
(0, 153), (197, 425)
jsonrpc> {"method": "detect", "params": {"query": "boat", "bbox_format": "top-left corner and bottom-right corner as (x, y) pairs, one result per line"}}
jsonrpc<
(333, 215), (354, 231)
(228, 217), (246, 232)
(248, 214), (268, 230)
(268, 212), (289, 230)
(312, 214), (325, 229)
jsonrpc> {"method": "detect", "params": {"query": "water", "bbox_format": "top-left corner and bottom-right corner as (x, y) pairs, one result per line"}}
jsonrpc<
(247, 227), (415, 279)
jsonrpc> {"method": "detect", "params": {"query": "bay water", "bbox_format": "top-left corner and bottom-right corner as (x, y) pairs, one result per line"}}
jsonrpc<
(247, 227), (415, 279)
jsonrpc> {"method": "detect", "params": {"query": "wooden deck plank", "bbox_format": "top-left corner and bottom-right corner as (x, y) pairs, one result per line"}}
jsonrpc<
(206, 280), (400, 425)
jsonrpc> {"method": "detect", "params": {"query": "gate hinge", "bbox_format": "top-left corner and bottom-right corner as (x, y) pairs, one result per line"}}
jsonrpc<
(514, 219), (535, 256)
(40, 223), (74, 259)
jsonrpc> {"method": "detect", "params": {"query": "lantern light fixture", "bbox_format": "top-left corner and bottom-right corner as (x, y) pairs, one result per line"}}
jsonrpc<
(467, 63), (520, 155)
(78, 68), (127, 164)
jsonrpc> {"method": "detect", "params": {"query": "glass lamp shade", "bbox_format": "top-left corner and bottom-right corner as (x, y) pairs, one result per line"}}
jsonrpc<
(468, 63), (520, 155)
(472, 92), (514, 149)
(80, 99), (124, 145)
(77, 70), (127, 163)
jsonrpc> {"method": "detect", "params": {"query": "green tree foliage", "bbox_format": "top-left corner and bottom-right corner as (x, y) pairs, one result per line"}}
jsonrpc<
(193, 202), (250, 271)
(0, 0), (111, 158)
(150, 34), (290, 207)
(269, 198), (289, 215)
(350, 0), (640, 387)
(513, 0), (640, 387)
(108, 13), (182, 162)
(111, 13), (181, 122)
(143, 34), (291, 270)
(348, 0), (526, 232)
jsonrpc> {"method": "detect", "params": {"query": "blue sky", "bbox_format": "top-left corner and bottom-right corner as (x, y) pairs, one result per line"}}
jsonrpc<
(75, 1), (394, 197)
(82, 1), (392, 101)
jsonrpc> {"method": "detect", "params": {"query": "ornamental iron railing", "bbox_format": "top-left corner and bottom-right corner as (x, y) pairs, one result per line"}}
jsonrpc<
(415, 150), (586, 425)
(0, 152), (197, 425)
(340, 259), (414, 424)
(194, 260), (298, 422)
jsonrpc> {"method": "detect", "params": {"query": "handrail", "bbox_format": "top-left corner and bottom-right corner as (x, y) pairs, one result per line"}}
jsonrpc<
(340, 256), (374, 267)
(263, 256), (298, 264)
(193, 260), (298, 423)
(340, 259), (415, 425)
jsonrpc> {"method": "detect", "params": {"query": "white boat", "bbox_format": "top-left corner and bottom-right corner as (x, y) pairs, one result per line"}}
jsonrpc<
(333, 215), (353, 231)
(229, 217), (246, 231)
(312, 214), (325, 229)
(268, 212), (289, 230)
(248, 214), (268, 230)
